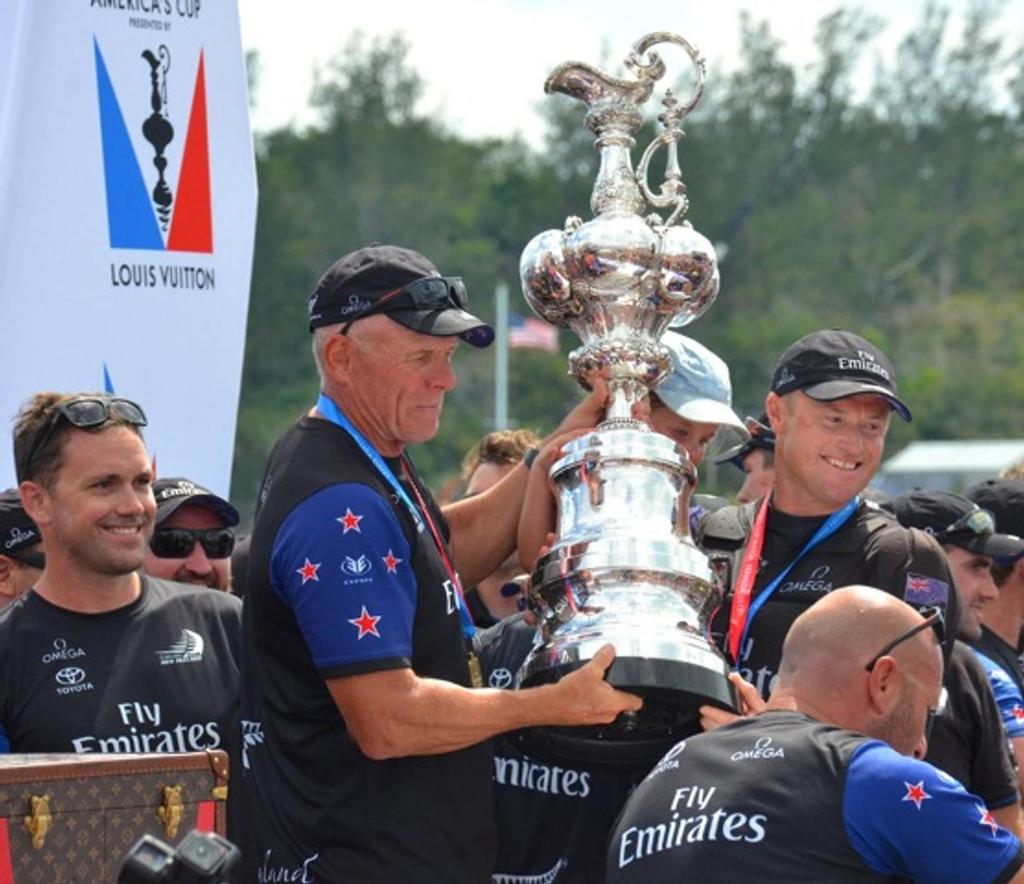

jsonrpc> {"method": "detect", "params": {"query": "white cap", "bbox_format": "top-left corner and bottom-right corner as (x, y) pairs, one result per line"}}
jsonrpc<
(655, 333), (747, 434)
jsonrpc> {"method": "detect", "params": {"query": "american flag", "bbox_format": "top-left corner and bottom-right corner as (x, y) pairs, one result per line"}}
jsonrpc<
(509, 314), (559, 353)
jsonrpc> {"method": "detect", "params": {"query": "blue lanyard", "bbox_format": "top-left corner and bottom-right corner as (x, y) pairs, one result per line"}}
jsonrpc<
(735, 496), (859, 666)
(315, 393), (476, 639)
(316, 393), (424, 533)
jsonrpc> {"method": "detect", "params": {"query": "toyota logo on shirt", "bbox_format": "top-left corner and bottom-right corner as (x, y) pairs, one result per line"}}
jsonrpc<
(55, 667), (86, 686)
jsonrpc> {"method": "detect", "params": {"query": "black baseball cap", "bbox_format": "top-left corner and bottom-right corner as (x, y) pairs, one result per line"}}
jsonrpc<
(0, 488), (40, 557)
(965, 478), (1024, 540)
(307, 244), (494, 347)
(771, 329), (911, 421)
(887, 489), (1024, 559)
(153, 478), (240, 528)
(713, 413), (776, 470)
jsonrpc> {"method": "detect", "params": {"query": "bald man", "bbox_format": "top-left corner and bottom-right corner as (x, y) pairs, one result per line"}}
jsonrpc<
(607, 587), (1024, 883)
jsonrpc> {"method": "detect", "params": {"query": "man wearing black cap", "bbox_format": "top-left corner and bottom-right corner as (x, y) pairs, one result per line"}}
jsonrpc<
(143, 477), (239, 591)
(966, 478), (1024, 701)
(234, 244), (641, 882)
(0, 488), (44, 604)
(714, 414), (775, 504)
(0, 392), (241, 756)
(698, 329), (956, 705)
(890, 489), (1024, 818)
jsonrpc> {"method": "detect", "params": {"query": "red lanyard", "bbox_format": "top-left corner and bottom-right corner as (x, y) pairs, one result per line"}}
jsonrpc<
(726, 495), (771, 662)
(400, 459), (473, 635)
(725, 495), (859, 664)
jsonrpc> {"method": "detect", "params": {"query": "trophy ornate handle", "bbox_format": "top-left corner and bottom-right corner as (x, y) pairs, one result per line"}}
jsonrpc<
(631, 34), (706, 227)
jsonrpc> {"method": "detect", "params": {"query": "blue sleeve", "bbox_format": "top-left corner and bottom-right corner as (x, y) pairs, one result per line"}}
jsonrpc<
(844, 741), (1024, 884)
(0, 727), (8, 753)
(974, 650), (1024, 739)
(270, 482), (417, 675)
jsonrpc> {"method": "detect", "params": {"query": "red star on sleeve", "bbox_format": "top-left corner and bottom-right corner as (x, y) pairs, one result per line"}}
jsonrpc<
(382, 549), (403, 573)
(977, 804), (1000, 836)
(296, 558), (321, 584)
(348, 606), (382, 640)
(901, 781), (931, 810)
(1013, 705), (1024, 723)
(337, 507), (363, 533)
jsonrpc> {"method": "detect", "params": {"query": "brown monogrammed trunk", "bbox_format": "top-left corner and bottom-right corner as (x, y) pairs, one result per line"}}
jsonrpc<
(0, 750), (228, 883)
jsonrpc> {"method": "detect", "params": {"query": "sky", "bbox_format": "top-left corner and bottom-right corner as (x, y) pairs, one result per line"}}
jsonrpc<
(239, 0), (1024, 148)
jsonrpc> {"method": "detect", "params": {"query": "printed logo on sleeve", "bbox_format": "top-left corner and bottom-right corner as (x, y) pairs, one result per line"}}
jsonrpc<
(903, 573), (949, 607)
(241, 719), (265, 770)
(348, 606), (381, 639)
(382, 550), (402, 574)
(156, 629), (204, 665)
(977, 804), (1000, 836)
(901, 781), (931, 810)
(341, 555), (372, 577)
(296, 558), (321, 584)
(337, 508), (364, 533)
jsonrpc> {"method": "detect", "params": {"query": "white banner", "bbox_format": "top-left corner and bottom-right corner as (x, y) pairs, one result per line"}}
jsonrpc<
(0, 0), (256, 497)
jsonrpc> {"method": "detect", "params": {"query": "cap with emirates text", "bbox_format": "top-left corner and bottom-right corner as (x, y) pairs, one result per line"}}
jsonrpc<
(307, 244), (494, 347)
(0, 488), (40, 557)
(153, 478), (240, 528)
(771, 329), (911, 421)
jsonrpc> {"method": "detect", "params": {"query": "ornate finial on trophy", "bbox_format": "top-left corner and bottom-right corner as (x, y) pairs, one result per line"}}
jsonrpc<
(521, 33), (719, 424)
(515, 34), (736, 766)
(141, 46), (174, 231)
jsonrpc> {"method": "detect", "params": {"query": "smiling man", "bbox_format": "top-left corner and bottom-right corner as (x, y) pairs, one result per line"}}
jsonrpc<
(0, 392), (241, 756)
(698, 330), (956, 700)
(696, 332), (1021, 833)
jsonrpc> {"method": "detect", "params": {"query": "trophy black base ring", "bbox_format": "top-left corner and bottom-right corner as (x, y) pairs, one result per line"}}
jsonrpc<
(511, 655), (737, 769)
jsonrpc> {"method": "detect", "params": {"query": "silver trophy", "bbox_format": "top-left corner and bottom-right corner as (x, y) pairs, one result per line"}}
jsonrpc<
(516, 33), (736, 765)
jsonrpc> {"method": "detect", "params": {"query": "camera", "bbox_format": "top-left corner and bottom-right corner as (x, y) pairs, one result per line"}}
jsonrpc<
(118, 828), (240, 884)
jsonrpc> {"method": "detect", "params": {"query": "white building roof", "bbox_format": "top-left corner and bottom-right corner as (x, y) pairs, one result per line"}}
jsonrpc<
(882, 440), (1024, 474)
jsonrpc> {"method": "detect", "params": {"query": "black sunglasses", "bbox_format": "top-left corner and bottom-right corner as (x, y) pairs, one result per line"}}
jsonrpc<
(932, 506), (996, 543)
(341, 276), (468, 335)
(864, 607), (945, 672)
(865, 607), (947, 741)
(25, 397), (148, 478)
(10, 550), (45, 570)
(149, 527), (235, 560)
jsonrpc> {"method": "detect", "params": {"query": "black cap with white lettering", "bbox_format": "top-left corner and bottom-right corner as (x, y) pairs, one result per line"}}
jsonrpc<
(770, 329), (912, 421)
(153, 478), (240, 528)
(0, 488), (40, 557)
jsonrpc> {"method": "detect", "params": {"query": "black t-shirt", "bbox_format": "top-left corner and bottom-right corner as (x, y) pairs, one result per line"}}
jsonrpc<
(0, 576), (241, 755)
(475, 616), (642, 884)
(975, 626), (1024, 700)
(927, 641), (1020, 809)
(234, 417), (494, 883)
(606, 711), (1024, 883)
(699, 500), (958, 697)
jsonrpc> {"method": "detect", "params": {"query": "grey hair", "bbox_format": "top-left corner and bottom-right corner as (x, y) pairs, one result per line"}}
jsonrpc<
(311, 322), (344, 386)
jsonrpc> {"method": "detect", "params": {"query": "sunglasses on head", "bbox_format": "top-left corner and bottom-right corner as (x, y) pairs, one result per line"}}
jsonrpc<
(149, 527), (235, 560)
(341, 276), (468, 335)
(26, 397), (147, 478)
(932, 506), (996, 543)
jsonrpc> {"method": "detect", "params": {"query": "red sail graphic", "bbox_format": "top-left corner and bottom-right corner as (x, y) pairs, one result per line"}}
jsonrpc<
(167, 52), (212, 253)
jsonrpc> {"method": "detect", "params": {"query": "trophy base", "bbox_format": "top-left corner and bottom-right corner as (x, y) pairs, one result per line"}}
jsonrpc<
(512, 653), (736, 768)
